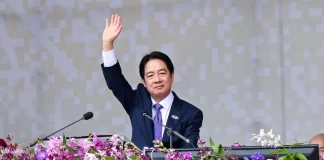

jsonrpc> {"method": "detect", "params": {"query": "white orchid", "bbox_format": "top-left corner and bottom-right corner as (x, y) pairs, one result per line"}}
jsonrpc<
(261, 140), (268, 146)
(251, 129), (281, 147)
(85, 153), (99, 160)
(85, 150), (112, 160)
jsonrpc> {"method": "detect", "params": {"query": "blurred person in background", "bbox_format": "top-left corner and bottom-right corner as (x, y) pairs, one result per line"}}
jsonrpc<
(309, 133), (324, 160)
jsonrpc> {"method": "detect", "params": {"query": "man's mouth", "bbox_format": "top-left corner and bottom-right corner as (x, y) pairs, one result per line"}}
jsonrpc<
(154, 85), (164, 89)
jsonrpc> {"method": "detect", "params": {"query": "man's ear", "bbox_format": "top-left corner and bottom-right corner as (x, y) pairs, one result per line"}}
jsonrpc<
(142, 79), (146, 87)
(171, 72), (174, 82)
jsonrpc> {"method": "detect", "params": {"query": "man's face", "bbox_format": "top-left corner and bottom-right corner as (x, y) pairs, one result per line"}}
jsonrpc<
(142, 59), (174, 101)
(310, 139), (324, 159)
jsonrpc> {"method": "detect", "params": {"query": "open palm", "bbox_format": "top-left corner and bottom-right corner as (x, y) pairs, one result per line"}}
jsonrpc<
(102, 14), (122, 43)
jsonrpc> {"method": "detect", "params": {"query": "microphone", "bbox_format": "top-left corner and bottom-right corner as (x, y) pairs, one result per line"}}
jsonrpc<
(83, 112), (94, 120)
(142, 111), (195, 148)
(28, 112), (94, 148)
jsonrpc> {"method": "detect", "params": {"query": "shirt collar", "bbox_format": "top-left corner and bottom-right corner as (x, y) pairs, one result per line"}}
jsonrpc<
(151, 91), (174, 110)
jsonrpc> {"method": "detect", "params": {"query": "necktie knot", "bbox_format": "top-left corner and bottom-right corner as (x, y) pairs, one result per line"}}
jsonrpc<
(154, 103), (163, 111)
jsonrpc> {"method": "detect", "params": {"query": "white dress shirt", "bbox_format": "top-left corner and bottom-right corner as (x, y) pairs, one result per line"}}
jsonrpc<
(102, 50), (174, 136)
(151, 92), (174, 136)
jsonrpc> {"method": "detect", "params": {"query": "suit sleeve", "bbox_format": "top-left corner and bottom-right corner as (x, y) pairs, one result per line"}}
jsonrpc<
(181, 109), (203, 148)
(101, 62), (136, 114)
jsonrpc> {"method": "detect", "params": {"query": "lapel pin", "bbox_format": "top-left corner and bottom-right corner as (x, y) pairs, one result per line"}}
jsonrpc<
(171, 115), (179, 120)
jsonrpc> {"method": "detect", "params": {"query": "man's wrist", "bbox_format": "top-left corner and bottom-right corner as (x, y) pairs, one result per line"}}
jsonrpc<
(103, 42), (114, 52)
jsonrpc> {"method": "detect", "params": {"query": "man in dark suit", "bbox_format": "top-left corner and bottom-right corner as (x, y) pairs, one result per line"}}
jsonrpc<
(100, 14), (203, 149)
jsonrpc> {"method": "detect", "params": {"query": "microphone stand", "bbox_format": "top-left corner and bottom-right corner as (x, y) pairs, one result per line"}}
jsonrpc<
(168, 128), (173, 148)
(27, 116), (86, 148)
(143, 113), (195, 148)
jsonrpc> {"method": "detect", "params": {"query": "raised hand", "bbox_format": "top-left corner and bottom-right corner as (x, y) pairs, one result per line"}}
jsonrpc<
(102, 14), (122, 52)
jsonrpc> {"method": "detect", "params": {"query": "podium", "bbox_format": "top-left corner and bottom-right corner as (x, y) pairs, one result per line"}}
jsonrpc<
(144, 144), (319, 160)
(144, 148), (202, 159)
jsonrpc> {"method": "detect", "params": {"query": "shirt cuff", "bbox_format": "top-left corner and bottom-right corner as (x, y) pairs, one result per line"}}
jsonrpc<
(102, 49), (117, 67)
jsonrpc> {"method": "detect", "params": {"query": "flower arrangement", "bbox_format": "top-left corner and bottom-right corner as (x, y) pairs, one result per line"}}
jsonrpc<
(250, 129), (308, 160)
(151, 138), (259, 160)
(0, 129), (316, 160)
(0, 133), (147, 160)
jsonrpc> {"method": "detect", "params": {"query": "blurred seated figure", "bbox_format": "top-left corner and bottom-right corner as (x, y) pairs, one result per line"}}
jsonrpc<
(309, 133), (324, 160)
(0, 138), (7, 148)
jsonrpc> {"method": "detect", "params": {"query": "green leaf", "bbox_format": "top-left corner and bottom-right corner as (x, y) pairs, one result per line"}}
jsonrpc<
(129, 155), (139, 160)
(218, 151), (225, 159)
(217, 144), (225, 159)
(209, 137), (219, 156)
(28, 147), (35, 153)
(62, 134), (76, 153)
(65, 145), (75, 153)
(292, 152), (307, 160)
(105, 156), (116, 160)
(279, 155), (295, 160)
(289, 141), (308, 149)
(62, 134), (67, 145)
(209, 138), (225, 159)
(267, 148), (291, 155)
(87, 133), (93, 141)
(217, 144), (223, 155)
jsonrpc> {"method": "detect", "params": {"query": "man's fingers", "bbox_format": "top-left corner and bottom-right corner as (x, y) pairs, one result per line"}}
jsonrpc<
(110, 15), (114, 26)
(106, 14), (120, 28)
(116, 15), (120, 26)
(106, 18), (109, 28)
(113, 14), (117, 25)
(117, 25), (122, 34)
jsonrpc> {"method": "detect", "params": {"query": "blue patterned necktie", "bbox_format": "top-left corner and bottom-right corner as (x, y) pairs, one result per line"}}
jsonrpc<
(153, 103), (163, 141)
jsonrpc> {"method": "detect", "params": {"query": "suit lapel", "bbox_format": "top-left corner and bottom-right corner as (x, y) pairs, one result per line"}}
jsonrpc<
(162, 92), (182, 141)
(142, 88), (154, 144)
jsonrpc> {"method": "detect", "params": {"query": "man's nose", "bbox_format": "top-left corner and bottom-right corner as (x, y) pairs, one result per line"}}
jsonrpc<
(153, 75), (162, 83)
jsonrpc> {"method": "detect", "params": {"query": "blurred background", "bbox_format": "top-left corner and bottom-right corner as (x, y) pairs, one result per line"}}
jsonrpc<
(1, 0), (324, 146)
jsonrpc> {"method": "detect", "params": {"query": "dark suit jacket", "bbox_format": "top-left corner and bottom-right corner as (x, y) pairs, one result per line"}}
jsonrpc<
(101, 62), (203, 149)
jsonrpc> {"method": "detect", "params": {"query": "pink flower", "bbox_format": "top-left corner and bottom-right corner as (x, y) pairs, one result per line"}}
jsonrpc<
(232, 142), (245, 147)
(109, 134), (121, 146)
(12, 148), (24, 157)
(77, 139), (93, 152)
(184, 152), (192, 159)
(0, 132), (210, 160)
(92, 132), (105, 150)
(198, 139), (206, 146)
(68, 138), (77, 148)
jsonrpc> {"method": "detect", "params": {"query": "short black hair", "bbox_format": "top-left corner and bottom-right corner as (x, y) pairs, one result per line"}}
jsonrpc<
(139, 51), (174, 79)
